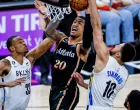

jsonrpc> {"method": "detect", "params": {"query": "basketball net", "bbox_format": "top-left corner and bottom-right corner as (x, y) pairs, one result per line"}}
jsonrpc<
(44, 3), (72, 22)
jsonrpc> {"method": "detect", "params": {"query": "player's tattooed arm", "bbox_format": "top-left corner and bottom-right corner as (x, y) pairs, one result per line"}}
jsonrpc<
(35, 0), (66, 42)
(26, 38), (54, 66)
(45, 19), (67, 44)
(0, 59), (11, 76)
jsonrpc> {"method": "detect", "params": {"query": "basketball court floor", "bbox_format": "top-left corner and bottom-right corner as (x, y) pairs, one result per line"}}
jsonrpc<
(27, 73), (140, 110)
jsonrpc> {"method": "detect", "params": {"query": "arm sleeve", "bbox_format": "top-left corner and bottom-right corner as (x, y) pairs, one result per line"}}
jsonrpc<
(82, 14), (93, 49)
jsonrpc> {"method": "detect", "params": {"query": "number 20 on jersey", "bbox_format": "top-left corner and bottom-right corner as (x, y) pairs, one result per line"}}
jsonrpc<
(54, 59), (67, 70)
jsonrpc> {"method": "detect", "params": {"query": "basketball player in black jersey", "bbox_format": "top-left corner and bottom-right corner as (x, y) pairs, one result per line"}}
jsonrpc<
(35, 0), (92, 109)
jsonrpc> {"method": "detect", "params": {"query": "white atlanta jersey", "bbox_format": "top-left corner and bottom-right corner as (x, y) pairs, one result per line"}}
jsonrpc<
(87, 56), (128, 110)
(2, 56), (31, 110)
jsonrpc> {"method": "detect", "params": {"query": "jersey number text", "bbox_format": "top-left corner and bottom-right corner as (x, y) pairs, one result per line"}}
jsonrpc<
(54, 60), (66, 70)
(25, 83), (31, 95)
(103, 80), (116, 98)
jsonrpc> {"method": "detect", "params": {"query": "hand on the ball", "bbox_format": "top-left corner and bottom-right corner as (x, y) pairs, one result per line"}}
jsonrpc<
(34, 0), (47, 15)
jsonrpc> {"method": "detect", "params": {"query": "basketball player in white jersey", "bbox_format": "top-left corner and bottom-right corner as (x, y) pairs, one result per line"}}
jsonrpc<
(0, 34), (54, 110)
(73, 0), (136, 109)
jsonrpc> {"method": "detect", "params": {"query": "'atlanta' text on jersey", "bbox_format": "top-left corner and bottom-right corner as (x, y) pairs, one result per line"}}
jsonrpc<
(55, 48), (75, 58)
(52, 38), (85, 88)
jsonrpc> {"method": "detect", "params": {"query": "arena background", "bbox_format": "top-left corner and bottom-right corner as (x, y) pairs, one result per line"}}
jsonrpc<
(0, 1), (140, 110)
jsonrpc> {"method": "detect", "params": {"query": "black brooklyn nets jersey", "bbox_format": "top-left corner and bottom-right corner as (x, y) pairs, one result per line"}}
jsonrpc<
(52, 38), (85, 88)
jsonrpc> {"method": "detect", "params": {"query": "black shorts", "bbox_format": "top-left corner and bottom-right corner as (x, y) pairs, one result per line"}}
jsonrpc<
(49, 86), (79, 110)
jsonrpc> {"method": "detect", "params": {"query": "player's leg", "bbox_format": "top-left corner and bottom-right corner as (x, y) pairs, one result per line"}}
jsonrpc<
(49, 87), (60, 110)
(49, 86), (68, 110)
(39, 0), (69, 7)
(49, 86), (79, 110)
(59, 86), (79, 110)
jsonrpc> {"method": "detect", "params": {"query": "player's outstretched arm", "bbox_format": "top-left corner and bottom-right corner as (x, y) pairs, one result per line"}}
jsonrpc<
(82, 8), (93, 52)
(37, 0), (67, 44)
(89, 0), (109, 64)
(26, 1), (55, 66)
(77, 9), (92, 62)
(26, 38), (54, 66)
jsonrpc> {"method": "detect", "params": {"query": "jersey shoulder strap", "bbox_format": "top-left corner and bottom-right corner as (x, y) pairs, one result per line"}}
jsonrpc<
(5, 56), (16, 67)
(55, 37), (68, 50)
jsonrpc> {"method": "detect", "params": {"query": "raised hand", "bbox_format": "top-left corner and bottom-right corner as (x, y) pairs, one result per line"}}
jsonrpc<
(34, 0), (47, 15)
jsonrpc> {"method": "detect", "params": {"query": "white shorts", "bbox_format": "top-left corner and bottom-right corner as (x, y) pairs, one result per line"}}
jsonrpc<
(88, 106), (112, 110)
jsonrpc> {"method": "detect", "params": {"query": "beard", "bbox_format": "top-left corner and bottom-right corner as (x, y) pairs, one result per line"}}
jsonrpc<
(24, 50), (29, 56)
(109, 51), (113, 56)
(109, 50), (116, 56)
(25, 50), (29, 53)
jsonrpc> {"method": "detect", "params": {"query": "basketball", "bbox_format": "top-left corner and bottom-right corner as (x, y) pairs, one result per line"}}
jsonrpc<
(70, 0), (88, 11)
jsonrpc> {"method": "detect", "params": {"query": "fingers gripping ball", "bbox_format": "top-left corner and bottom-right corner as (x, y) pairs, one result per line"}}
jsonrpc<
(70, 0), (88, 11)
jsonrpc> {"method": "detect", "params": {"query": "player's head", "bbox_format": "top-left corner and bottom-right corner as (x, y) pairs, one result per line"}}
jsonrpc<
(124, 90), (140, 110)
(6, 36), (28, 55)
(70, 16), (85, 39)
(110, 43), (136, 63)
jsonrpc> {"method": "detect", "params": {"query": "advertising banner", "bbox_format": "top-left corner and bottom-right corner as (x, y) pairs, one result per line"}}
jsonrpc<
(0, 8), (44, 56)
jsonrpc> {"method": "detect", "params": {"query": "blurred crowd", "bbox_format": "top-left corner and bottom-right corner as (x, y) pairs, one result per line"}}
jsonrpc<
(96, 0), (140, 47)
